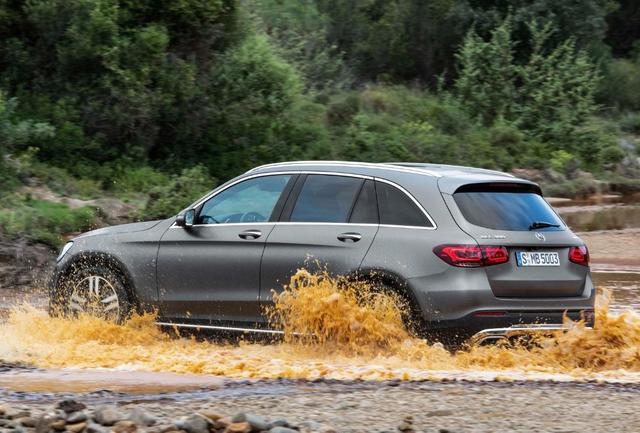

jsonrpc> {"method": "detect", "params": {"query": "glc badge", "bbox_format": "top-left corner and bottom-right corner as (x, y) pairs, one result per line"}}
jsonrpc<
(535, 232), (546, 241)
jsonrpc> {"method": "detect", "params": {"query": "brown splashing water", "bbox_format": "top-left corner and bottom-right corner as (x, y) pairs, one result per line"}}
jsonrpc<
(1, 270), (640, 382)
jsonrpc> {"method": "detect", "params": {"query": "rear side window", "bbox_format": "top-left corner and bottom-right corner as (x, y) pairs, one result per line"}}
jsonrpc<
(453, 191), (564, 231)
(376, 181), (433, 227)
(350, 180), (378, 224)
(290, 175), (363, 223)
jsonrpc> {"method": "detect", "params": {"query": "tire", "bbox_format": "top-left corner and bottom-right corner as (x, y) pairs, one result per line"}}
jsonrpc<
(53, 262), (133, 323)
(369, 281), (426, 338)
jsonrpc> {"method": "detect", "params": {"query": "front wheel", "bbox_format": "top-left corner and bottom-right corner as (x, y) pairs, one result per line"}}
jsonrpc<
(52, 264), (133, 323)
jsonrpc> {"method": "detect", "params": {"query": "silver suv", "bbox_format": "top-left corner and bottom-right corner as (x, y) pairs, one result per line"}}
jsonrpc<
(50, 161), (595, 345)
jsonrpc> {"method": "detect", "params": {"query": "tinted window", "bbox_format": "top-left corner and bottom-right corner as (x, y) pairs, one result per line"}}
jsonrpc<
(198, 175), (291, 224)
(290, 175), (363, 223)
(453, 192), (564, 231)
(376, 181), (432, 227)
(350, 180), (378, 224)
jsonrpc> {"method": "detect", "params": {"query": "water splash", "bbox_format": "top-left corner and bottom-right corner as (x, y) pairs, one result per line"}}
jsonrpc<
(1, 270), (640, 382)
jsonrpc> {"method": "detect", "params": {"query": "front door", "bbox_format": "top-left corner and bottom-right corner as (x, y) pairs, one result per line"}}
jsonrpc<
(260, 174), (379, 304)
(157, 174), (295, 324)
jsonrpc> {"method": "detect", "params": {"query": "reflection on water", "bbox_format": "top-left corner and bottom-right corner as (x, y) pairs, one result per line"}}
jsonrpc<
(593, 272), (640, 313)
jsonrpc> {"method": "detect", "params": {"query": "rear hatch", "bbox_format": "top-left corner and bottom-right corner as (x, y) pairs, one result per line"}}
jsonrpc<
(440, 181), (589, 298)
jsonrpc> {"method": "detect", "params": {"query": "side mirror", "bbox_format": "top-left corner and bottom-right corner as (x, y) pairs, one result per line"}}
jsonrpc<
(176, 209), (195, 228)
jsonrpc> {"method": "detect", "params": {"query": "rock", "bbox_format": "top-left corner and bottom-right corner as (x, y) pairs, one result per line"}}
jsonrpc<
(128, 408), (157, 427)
(68, 412), (89, 424)
(0, 405), (6, 416)
(269, 427), (298, 433)
(425, 410), (453, 417)
(57, 400), (87, 414)
(269, 420), (291, 429)
(5, 409), (30, 420)
(200, 412), (223, 423)
(112, 420), (137, 433)
(224, 422), (251, 433)
(231, 414), (270, 432)
(174, 414), (210, 433)
(68, 422), (88, 433)
(93, 406), (126, 426)
(50, 419), (67, 431)
(17, 417), (36, 427)
(35, 415), (57, 433)
(217, 417), (232, 427)
(87, 422), (109, 433)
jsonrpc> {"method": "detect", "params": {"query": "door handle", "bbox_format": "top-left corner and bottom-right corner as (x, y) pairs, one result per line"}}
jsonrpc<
(238, 229), (262, 240)
(337, 232), (362, 243)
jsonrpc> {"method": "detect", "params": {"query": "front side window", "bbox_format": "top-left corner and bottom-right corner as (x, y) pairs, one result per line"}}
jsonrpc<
(290, 175), (363, 223)
(198, 175), (291, 224)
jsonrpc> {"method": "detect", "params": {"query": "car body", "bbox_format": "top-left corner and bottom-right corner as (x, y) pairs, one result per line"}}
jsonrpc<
(49, 161), (596, 344)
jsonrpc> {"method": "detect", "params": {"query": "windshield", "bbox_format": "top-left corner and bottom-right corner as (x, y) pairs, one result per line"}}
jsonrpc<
(453, 191), (564, 231)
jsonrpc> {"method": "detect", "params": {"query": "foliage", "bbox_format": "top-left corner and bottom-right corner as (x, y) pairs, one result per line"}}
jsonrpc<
(0, 196), (97, 246)
(599, 59), (640, 110)
(144, 166), (216, 220)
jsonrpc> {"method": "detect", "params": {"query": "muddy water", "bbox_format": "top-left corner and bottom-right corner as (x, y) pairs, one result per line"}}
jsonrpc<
(1, 270), (640, 391)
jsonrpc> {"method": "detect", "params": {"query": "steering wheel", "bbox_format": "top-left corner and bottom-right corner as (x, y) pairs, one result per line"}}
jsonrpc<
(240, 211), (265, 223)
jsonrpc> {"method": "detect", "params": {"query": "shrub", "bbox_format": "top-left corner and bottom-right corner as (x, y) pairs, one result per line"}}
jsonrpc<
(598, 59), (640, 111)
(144, 165), (216, 220)
(0, 197), (98, 246)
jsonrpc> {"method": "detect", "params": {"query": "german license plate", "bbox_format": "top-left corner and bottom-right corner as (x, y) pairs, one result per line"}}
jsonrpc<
(516, 251), (560, 267)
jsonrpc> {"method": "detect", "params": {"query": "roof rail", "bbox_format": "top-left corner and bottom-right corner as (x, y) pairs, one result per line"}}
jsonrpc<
(246, 160), (441, 177)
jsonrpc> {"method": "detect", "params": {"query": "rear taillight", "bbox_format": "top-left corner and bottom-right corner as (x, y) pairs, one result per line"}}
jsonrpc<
(434, 244), (509, 268)
(569, 245), (589, 266)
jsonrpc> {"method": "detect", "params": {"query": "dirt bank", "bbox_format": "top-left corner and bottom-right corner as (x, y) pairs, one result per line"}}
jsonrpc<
(579, 228), (640, 271)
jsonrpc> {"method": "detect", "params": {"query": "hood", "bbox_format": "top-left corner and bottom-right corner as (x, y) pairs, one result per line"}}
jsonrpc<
(74, 220), (164, 239)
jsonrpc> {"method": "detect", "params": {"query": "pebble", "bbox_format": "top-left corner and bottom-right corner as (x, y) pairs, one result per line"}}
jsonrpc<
(174, 414), (210, 433)
(128, 408), (157, 427)
(87, 422), (109, 433)
(93, 406), (126, 426)
(112, 420), (138, 433)
(269, 427), (298, 433)
(224, 422), (251, 433)
(68, 412), (89, 424)
(68, 422), (88, 433)
(57, 400), (87, 414)
(231, 413), (271, 432)
(16, 417), (36, 427)
(50, 419), (67, 431)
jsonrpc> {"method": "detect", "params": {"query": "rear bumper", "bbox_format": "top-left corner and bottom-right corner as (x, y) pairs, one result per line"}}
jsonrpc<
(468, 323), (588, 346)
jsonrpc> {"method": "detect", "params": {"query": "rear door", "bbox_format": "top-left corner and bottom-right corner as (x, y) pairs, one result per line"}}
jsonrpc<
(260, 174), (378, 302)
(441, 182), (589, 298)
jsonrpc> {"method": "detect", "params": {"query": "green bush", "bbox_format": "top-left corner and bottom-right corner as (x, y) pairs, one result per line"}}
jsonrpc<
(144, 165), (216, 220)
(0, 197), (97, 246)
(599, 59), (640, 111)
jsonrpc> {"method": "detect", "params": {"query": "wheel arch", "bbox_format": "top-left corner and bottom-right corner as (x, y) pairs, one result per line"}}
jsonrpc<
(55, 251), (141, 313)
(349, 268), (423, 314)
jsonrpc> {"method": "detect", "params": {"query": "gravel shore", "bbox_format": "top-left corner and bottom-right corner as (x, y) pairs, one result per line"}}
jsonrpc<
(1, 380), (640, 433)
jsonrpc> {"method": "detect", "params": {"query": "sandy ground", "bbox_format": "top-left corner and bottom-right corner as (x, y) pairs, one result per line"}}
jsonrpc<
(579, 228), (640, 271)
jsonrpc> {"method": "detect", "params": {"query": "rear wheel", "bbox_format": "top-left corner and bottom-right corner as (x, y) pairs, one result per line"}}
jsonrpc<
(368, 281), (426, 338)
(53, 263), (133, 323)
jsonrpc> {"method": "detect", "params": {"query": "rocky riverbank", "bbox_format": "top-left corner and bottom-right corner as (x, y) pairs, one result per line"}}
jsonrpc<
(1, 380), (640, 433)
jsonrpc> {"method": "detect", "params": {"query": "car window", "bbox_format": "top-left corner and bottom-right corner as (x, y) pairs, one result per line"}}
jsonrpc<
(376, 181), (433, 227)
(349, 180), (378, 224)
(453, 191), (564, 231)
(198, 175), (291, 224)
(290, 175), (363, 223)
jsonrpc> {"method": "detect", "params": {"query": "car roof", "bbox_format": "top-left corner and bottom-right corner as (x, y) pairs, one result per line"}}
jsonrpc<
(247, 160), (515, 179)
(247, 161), (539, 194)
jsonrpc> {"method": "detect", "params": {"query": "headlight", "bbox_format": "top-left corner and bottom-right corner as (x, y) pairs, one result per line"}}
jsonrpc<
(57, 241), (74, 262)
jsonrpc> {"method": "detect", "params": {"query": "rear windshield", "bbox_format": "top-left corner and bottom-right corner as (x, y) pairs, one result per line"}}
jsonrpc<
(453, 192), (564, 231)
